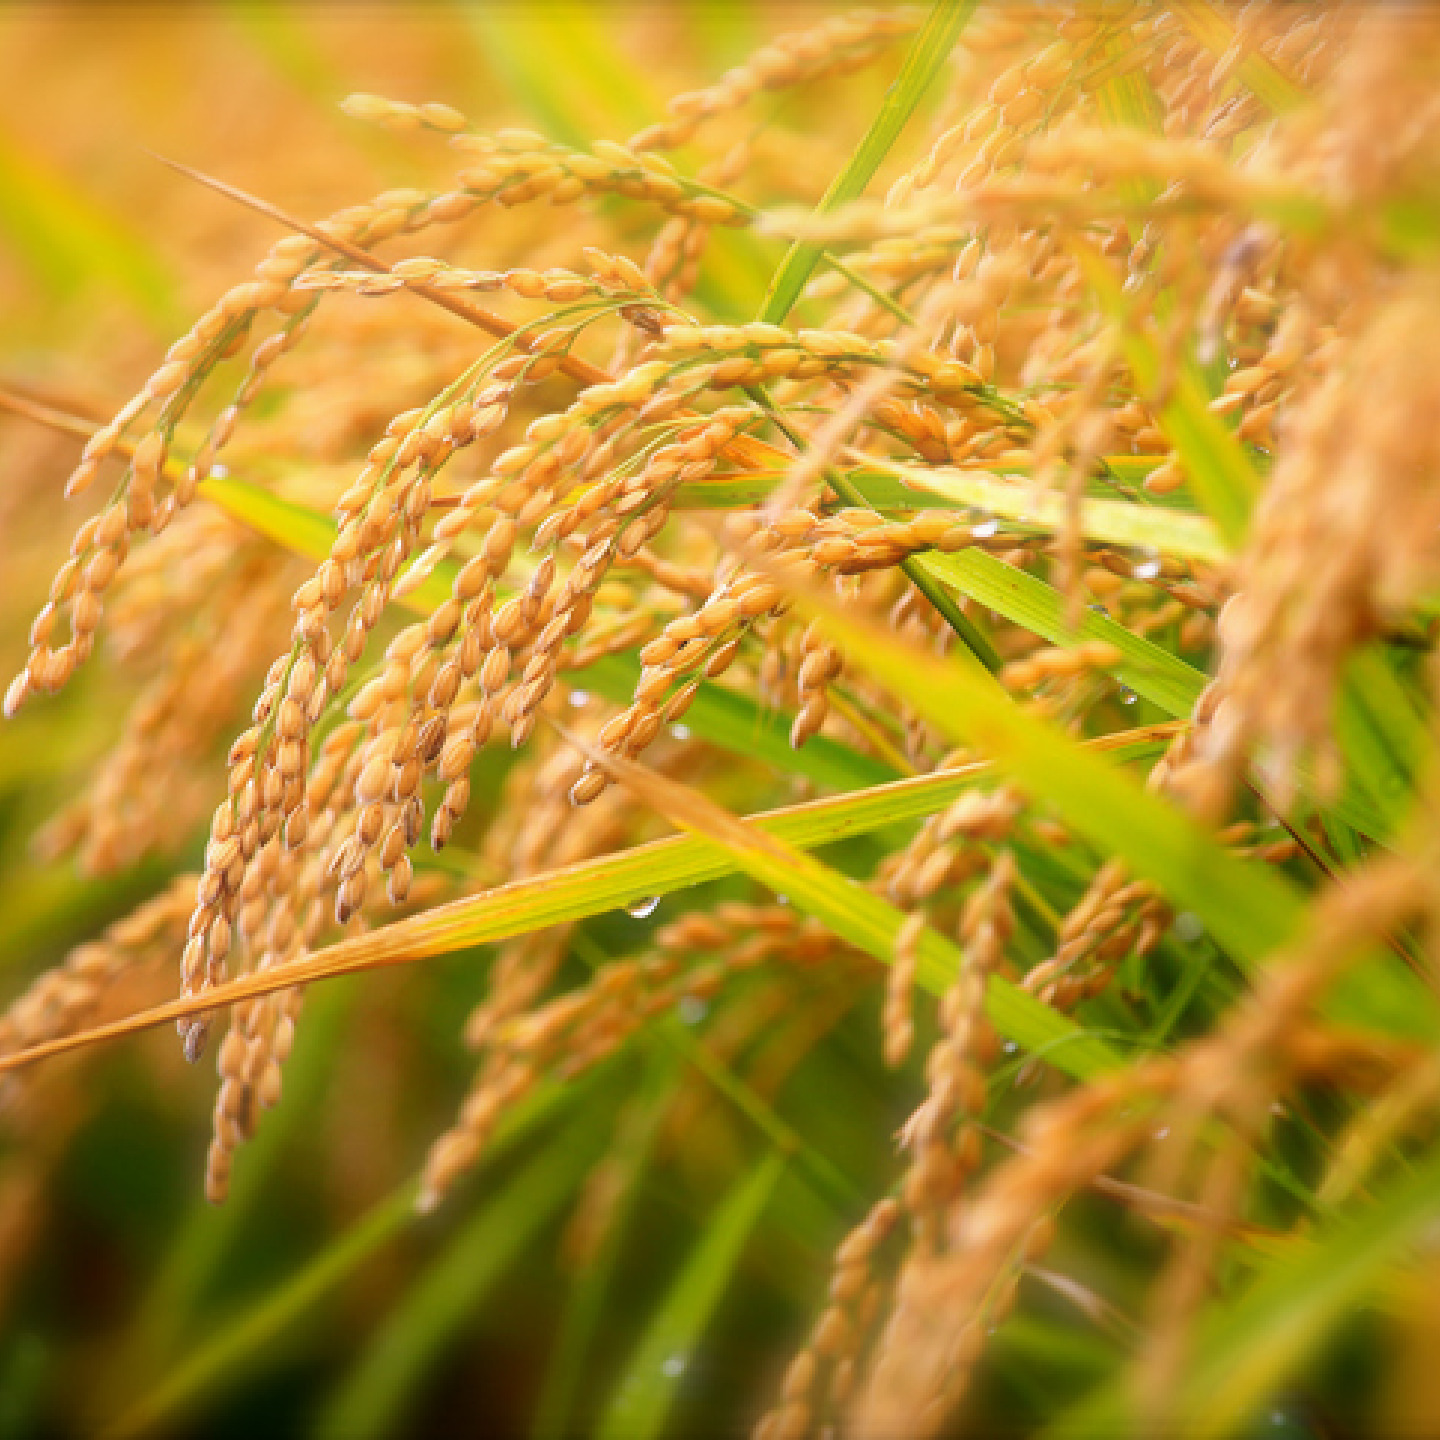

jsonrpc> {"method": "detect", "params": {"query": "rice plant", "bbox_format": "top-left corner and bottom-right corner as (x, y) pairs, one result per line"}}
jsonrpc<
(3, 2), (1440, 1435)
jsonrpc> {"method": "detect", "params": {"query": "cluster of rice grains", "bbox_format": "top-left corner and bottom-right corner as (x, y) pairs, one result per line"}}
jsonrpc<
(6, 2), (1440, 1435)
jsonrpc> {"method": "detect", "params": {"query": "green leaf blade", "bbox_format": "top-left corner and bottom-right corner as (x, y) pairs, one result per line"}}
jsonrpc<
(759, 0), (979, 326)
(598, 1151), (788, 1440)
(316, 1123), (603, 1440)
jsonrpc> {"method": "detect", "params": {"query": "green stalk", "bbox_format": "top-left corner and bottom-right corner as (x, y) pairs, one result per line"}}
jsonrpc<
(827, 463), (1004, 672)
(758, 0), (980, 326)
(750, 383), (1004, 673)
(745, 0), (997, 667)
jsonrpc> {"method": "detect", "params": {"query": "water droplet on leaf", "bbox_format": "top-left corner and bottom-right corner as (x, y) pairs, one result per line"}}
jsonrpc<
(1174, 912), (1204, 942)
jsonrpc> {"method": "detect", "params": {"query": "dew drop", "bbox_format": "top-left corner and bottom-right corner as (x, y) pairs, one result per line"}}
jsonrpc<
(971, 518), (1000, 539)
(670, 723), (692, 741)
(678, 996), (708, 1025)
(1118, 685), (1138, 705)
(1174, 911), (1204, 943)
(1265, 1407), (1311, 1437)
(1132, 552), (1162, 580)
(627, 895), (660, 919)
(210, 463), (230, 479)
(568, 689), (590, 708)
(662, 1354), (687, 1378)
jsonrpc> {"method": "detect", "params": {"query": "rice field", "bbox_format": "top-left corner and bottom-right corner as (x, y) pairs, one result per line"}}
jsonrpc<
(2, 4), (1439, 1436)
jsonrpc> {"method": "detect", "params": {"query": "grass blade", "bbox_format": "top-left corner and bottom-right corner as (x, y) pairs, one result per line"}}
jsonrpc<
(915, 548), (1395, 841)
(0, 725), (1180, 1078)
(918, 548), (1207, 717)
(201, 472), (357, 569)
(108, 1188), (414, 1440)
(106, 983), (356, 1394)
(582, 652), (895, 794)
(650, 1013), (862, 1210)
(759, 0), (978, 325)
(105, 1081), (584, 1440)
(577, 737), (1124, 1081)
(784, 580), (1439, 1041)
(1169, 0), (1309, 115)
(598, 1150), (788, 1440)
(1050, 1141), (1440, 1440)
(673, 458), (1184, 512)
(1073, 239), (1259, 547)
(1073, 239), (1426, 839)
(315, 1117), (605, 1440)
(532, 1055), (677, 1440)
(891, 462), (1229, 564)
